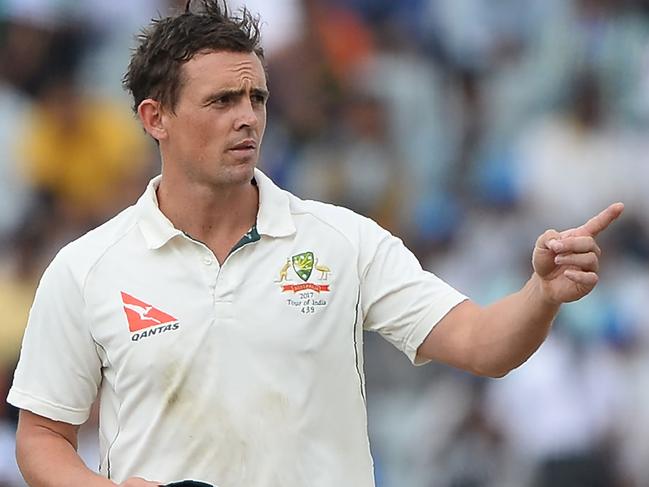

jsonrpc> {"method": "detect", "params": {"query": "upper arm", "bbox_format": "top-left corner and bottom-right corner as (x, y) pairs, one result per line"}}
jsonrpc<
(17, 409), (80, 451)
(416, 299), (483, 373)
(359, 220), (468, 364)
(7, 252), (102, 424)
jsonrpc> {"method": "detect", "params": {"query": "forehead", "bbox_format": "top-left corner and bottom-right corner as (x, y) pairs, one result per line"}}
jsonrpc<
(180, 50), (267, 91)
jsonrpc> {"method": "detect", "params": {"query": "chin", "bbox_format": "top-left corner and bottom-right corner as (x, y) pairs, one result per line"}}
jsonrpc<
(213, 163), (256, 186)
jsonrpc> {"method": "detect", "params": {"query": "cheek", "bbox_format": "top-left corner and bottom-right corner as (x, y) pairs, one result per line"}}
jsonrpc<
(258, 109), (268, 136)
(187, 114), (226, 148)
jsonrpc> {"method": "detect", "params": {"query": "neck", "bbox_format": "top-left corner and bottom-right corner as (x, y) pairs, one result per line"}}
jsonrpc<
(156, 172), (259, 261)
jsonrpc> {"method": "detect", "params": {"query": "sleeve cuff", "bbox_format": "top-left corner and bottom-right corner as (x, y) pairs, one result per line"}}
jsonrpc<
(404, 291), (468, 366)
(6, 387), (91, 425)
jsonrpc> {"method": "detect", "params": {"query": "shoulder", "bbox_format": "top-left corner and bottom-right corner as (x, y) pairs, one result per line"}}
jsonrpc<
(285, 193), (395, 280)
(287, 193), (389, 246)
(48, 205), (139, 286)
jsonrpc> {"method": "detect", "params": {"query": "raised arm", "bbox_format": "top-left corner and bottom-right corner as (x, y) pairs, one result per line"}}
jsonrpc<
(417, 202), (624, 377)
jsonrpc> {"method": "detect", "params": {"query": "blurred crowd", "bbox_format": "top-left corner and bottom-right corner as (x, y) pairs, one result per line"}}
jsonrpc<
(1, 0), (649, 486)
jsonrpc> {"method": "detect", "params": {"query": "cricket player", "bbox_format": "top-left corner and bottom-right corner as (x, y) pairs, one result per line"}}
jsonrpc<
(8, 1), (624, 486)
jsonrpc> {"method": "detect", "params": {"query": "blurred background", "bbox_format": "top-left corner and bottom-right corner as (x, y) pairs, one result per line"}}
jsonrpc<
(1, 0), (649, 485)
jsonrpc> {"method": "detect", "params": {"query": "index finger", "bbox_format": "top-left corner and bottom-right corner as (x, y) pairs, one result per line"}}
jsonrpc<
(578, 202), (624, 237)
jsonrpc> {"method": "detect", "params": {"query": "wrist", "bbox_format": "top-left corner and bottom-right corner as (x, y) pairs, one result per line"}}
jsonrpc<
(529, 273), (563, 309)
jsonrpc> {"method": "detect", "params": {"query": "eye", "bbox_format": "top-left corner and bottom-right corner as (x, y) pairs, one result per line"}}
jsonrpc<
(211, 94), (232, 107)
(251, 93), (267, 105)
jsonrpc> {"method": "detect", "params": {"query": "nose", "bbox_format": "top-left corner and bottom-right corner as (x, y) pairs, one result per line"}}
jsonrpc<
(233, 98), (259, 131)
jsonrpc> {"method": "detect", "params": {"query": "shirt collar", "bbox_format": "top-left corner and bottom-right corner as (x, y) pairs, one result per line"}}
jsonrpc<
(136, 169), (295, 250)
(253, 168), (296, 238)
(136, 175), (182, 250)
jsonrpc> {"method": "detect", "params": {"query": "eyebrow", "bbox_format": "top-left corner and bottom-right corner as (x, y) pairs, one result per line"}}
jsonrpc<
(202, 87), (270, 105)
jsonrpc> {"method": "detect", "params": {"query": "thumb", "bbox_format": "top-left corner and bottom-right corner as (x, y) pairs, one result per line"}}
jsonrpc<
(535, 228), (562, 252)
(534, 228), (562, 277)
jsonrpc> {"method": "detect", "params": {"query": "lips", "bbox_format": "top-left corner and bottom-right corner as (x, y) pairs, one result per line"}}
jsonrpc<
(230, 139), (257, 151)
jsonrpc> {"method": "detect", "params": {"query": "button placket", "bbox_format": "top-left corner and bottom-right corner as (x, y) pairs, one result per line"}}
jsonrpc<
(195, 250), (218, 291)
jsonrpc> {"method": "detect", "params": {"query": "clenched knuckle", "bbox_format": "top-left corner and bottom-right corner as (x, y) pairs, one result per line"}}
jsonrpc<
(544, 229), (558, 240)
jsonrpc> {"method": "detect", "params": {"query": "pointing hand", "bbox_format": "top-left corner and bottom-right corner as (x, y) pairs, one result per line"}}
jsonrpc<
(532, 202), (624, 304)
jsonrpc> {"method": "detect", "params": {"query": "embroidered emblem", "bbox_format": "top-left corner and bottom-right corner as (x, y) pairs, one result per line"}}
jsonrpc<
(277, 258), (291, 282)
(276, 252), (332, 314)
(315, 258), (331, 280)
(292, 251), (314, 281)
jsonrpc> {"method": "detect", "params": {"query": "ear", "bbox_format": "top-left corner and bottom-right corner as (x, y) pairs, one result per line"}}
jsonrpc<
(137, 99), (168, 141)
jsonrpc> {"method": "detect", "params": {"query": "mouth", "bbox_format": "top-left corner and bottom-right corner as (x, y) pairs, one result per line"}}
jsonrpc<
(229, 139), (257, 154)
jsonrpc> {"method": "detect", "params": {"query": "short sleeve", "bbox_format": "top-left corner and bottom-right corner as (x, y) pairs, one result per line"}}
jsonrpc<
(360, 223), (467, 365)
(7, 251), (102, 424)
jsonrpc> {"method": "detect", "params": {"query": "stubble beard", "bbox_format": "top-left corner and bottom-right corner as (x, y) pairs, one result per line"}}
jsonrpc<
(206, 155), (257, 188)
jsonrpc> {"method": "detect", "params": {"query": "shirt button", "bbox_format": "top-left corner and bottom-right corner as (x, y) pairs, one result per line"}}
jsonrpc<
(203, 256), (214, 265)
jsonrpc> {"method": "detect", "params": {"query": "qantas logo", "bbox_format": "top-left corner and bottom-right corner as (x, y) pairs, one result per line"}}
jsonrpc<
(121, 292), (180, 342)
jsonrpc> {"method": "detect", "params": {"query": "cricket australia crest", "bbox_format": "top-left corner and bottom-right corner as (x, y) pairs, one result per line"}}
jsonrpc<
(275, 251), (332, 314)
(292, 252), (314, 281)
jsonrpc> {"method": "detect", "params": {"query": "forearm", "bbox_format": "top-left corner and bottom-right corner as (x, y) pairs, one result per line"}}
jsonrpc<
(468, 273), (560, 377)
(421, 203), (621, 377)
(420, 273), (560, 377)
(16, 425), (113, 487)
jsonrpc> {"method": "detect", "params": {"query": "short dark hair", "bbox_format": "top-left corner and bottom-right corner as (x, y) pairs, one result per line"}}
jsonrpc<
(123, 0), (264, 114)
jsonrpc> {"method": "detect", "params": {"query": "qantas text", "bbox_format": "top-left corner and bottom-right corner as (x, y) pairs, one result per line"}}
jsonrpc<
(131, 323), (179, 341)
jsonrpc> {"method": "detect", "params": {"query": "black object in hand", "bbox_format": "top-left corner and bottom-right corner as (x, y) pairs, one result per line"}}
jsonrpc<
(164, 482), (214, 487)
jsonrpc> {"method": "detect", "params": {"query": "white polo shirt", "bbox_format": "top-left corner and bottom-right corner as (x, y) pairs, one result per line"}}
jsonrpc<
(9, 169), (466, 486)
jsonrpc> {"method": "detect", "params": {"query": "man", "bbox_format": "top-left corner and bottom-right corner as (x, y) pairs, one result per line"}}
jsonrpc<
(8, 1), (624, 486)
